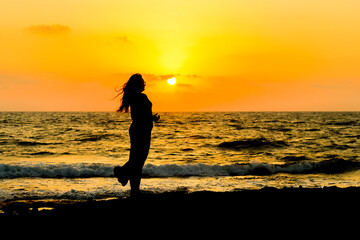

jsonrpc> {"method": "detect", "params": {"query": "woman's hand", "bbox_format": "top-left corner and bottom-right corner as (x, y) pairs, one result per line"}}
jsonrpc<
(152, 113), (160, 122)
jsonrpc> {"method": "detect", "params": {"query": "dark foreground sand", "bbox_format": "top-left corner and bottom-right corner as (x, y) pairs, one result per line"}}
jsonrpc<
(1, 187), (359, 236)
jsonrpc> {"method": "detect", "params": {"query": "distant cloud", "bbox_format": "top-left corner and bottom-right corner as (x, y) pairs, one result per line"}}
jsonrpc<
(24, 24), (71, 35)
(114, 36), (131, 43)
(0, 73), (39, 89)
(142, 73), (202, 82)
(143, 74), (175, 81)
(183, 74), (202, 79)
(115, 73), (202, 82)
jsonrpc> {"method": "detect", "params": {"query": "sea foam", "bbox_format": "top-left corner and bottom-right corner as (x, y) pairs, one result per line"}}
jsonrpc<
(1, 158), (358, 179)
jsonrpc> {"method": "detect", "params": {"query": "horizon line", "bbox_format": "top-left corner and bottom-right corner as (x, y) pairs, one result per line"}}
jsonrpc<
(1, 110), (359, 113)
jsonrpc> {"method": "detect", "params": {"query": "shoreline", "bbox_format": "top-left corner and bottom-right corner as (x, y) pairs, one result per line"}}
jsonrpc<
(2, 186), (359, 215)
(1, 186), (359, 235)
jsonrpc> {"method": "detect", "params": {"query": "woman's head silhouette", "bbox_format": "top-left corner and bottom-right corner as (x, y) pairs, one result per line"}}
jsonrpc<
(115, 73), (146, 112)
(123, 73), (145, 93)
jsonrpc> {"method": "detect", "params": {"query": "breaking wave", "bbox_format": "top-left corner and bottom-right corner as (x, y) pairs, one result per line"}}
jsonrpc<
(144, 158), (360, 177)
(0, 163), (114, 178)
(1, 158), (359, 179)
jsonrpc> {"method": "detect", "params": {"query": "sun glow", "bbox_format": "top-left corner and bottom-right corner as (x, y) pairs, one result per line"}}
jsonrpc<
(1, 1), (360, 111)
(167, 77), (177, 85)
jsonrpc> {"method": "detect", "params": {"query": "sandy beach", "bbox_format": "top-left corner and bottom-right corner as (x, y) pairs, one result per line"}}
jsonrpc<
(1, 186), (359, 235)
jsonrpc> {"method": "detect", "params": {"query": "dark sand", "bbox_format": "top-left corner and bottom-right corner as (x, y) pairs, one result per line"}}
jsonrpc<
(1, 187), (359, 236)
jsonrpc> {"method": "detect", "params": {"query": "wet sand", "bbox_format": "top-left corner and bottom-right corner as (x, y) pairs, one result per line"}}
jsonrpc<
(1, 187), (359, 236)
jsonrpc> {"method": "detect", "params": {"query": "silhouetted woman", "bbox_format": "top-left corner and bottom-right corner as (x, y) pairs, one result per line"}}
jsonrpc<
(114, 73), (159, 196)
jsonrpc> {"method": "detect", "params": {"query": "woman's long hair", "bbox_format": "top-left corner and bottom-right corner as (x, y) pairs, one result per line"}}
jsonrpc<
(114, 73), (145, 112)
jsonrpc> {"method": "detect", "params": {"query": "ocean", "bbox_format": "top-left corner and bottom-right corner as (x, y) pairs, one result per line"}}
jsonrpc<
(1, 112), (359, 201)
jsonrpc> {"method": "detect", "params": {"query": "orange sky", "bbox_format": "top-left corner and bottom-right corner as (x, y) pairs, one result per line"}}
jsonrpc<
(1, 0), (360, 111)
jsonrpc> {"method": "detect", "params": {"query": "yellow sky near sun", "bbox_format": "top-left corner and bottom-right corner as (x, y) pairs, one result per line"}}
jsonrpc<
(1, 0), (360, 111)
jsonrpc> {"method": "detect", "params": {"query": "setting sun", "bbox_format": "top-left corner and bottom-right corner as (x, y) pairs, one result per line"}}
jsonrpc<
(0, 0), (360, 111)
(167, 77), (177, 85)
